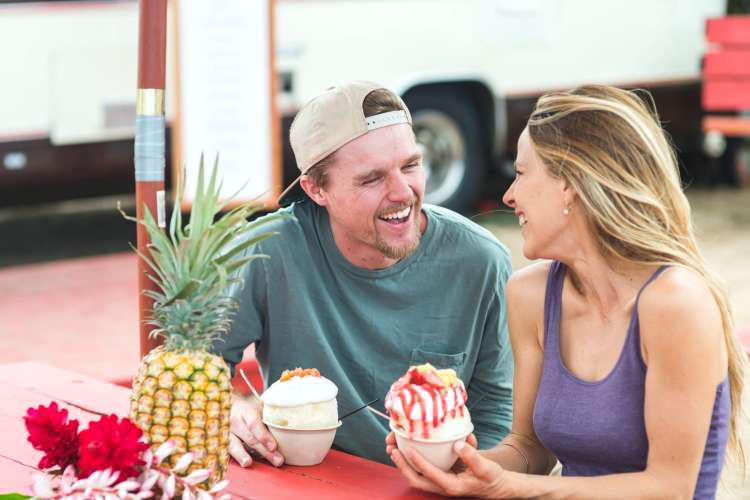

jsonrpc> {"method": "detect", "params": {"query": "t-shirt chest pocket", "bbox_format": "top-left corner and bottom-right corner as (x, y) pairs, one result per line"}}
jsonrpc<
(409, 348), (467, 373)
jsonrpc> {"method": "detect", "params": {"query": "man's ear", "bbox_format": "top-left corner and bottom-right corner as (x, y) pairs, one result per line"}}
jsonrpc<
(300, 175), (328, 207)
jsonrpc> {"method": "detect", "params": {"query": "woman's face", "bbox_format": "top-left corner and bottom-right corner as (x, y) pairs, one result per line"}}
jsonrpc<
(502, 128), (572, 260)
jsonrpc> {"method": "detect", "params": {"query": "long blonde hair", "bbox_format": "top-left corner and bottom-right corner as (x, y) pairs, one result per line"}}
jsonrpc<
(527, 84), (747, 462)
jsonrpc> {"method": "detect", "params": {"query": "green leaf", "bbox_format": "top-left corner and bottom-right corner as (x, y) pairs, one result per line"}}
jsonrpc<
(128, 243), (170, 293)
(214, 231), (279, 267)
(142, 207), (179, 276)
(0, 494), (32, 500)
(189, 155), (207, 235)
(120, 155), (282, 347)
(169, 168), (186, 247)
(224, 254), (269, 276)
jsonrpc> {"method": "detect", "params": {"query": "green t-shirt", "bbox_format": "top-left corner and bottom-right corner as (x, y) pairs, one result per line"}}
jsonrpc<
(215, 200), (513, 464)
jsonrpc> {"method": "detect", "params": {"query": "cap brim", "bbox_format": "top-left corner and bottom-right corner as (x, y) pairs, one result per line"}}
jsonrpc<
(277, 174), (305, 206)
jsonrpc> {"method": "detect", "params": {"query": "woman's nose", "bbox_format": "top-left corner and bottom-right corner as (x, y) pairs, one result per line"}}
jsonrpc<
(502, 184), (515, 208)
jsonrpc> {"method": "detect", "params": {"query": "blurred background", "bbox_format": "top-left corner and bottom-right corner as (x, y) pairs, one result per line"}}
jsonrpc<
(1, 0), (748, 496)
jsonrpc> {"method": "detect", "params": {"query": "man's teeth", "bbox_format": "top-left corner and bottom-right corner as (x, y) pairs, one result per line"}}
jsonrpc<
(381, 207), (411, 220)
(519, 215), (527, 226)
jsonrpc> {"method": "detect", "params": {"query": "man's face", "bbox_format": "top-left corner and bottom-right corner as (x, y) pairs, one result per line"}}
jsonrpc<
(306, 123), (426, 269)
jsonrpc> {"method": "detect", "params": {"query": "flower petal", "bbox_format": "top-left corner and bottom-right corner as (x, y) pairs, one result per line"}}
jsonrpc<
(183, 469), (210, 486)
(117, 480), (141, 491)
(31, 472), (54, 498)
(142, 448), (154, 467)
(163, 474), (176, 499)
(103, 468), (121, 486)
(155, 440), (176, 464)
(140, 470), (160, 492)
(173, 452), (194, 473)
(87, 470), (103, 487)
(208, 479), (229, 493)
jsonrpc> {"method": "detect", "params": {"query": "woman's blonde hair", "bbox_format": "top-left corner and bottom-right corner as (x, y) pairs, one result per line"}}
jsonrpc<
(527, 84), (747, 463)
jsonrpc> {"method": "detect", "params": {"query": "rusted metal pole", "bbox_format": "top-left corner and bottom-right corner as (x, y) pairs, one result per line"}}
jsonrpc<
(135, 0), (167, 357)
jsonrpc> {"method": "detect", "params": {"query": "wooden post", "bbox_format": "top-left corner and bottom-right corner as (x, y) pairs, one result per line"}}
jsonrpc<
(135, 0), (167, 357)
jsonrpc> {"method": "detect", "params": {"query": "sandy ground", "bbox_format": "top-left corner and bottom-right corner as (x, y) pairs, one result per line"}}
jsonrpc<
(477, 188), (750, 498)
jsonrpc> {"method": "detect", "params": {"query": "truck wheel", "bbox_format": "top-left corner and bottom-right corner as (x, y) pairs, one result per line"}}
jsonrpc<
(405, 90), (485, 213)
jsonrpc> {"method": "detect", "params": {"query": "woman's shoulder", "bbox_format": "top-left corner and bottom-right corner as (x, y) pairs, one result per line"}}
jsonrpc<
(638, 266), (723, 354)
(639, 266), (717, 318)
(506, 261), (552, 346)
(507, 260), (553, 307)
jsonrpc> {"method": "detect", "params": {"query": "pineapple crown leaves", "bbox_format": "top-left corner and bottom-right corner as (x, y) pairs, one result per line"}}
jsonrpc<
(120, 155), (290, 351)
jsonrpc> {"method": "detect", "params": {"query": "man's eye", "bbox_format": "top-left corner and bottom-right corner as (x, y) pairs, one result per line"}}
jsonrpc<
(403, 163), (419, 172)
(362, 177), (380, 185)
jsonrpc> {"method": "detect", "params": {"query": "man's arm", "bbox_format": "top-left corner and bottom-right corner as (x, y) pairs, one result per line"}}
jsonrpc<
(467, 254), (514, 449)
(212, 239), (287, 467)
(212, 241), (268, 376)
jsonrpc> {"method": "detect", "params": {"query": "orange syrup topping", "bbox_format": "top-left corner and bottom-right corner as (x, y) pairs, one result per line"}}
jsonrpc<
(280, 367), (321, 382)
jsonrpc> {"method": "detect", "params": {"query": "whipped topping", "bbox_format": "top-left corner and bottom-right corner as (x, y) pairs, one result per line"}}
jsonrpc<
(385, 379), (467, 422)
(384, 364), (469, 427)
(385, 381), (467, 421)
(261, 375), (338, 407)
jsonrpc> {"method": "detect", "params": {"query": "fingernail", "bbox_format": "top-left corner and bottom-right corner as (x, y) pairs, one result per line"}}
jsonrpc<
(454, 441), (465, 452)
(272, 454), (284, 466)
(241, 457), (250, 467)
(266, 440), (276, 451)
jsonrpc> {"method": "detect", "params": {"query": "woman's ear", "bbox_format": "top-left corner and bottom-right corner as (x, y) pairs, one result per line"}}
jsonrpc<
(561, 179), (578, 209)
(300, 176), (328, 207)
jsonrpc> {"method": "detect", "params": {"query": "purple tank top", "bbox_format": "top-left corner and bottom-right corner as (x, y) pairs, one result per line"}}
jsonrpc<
(533, 262), (730, 499)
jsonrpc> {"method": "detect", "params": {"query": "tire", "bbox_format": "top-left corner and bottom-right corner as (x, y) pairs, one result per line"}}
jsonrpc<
(404, 90), (485, 213)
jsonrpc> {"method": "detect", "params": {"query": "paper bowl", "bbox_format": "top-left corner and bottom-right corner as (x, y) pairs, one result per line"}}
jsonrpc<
(390, 421), (474, 471)
(264, 420), (342, 466)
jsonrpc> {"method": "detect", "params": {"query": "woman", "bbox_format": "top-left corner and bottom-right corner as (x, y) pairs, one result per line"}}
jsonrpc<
(386, 85), (747, 499)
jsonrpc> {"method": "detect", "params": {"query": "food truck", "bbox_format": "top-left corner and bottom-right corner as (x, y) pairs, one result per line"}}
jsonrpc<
(0, 0), (726, 210)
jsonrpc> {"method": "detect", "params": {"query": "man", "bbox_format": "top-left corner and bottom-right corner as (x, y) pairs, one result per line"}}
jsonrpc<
(215, 81), (513, 467)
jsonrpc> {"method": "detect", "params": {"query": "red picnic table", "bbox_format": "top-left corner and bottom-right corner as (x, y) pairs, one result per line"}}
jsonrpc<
(0, 361), (438, 499)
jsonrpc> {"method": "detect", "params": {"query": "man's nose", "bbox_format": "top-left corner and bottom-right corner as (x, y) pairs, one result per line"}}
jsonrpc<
(387, 172), (413, 201)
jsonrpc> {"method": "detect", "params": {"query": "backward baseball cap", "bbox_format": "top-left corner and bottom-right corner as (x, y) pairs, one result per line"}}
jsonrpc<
(279, 81), (412, 203)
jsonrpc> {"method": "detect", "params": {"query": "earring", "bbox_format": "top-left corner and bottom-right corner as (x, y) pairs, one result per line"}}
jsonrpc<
(563, 207), (570, 215)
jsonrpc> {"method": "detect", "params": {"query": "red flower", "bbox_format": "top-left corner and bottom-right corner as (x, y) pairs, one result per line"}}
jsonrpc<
(77, 414), (150, 481)
(23, 402), (80, 470)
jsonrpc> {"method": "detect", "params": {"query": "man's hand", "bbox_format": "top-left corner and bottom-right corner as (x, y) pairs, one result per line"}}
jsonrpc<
(229, 396), (284, 467)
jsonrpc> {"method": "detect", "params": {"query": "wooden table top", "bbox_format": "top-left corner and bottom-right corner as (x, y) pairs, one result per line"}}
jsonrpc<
(0, 361), (437, 499)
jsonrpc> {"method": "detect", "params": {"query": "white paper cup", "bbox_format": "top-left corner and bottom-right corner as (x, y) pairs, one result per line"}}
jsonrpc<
(390, 421), (474, 471)
(264, 420), (342, 466)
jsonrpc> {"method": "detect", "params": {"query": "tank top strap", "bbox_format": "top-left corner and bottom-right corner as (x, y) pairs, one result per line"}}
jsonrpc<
(543, 261), (567, 352)
(626, 265), (671, 354)
(633, 265), (670, 305)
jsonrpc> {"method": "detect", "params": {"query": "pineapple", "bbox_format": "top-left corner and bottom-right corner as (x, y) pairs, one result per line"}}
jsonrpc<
(124, 158), (285, 484)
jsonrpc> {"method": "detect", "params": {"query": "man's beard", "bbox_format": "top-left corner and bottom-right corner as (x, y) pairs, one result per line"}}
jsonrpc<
(374, 204), (422, 260)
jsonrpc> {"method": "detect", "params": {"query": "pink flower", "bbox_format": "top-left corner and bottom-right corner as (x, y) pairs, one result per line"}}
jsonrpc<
(23, 402), (80, 470)
(77, 414), (150, 482)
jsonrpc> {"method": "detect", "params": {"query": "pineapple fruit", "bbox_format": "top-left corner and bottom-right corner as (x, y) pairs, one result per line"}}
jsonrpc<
(125, 158), (284, 485)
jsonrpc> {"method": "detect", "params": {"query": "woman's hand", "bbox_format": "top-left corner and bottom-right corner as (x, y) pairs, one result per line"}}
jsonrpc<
(385, 432), (477, 472)
(387, 434), (517, 498)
